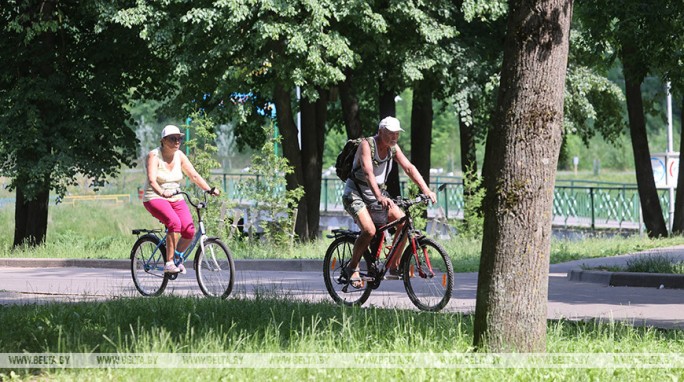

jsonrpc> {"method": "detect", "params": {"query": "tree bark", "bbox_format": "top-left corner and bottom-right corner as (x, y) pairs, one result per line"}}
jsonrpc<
(379, 82), (401, 197)
(273, 83), (308, 239)
(13, 177), (50, 247)
(621, 49), (668, 238)
(474, 0), (574, 352)
(339, 72), (363, 139)
(12, 0), (55, 248)
(672, 97), (684, 234)
(299, 89), (328, 240)
(410, 80), (433, 185)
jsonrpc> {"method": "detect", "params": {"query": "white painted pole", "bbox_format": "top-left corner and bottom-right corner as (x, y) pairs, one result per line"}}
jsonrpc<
(296, 86), (302, 149)
(666, 82), (675, 232)
(668, 82), (674, 153)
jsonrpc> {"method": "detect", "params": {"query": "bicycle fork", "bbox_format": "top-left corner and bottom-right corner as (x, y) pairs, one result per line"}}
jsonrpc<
(197, 221), (221, 270)
(408, 235), (435, 279)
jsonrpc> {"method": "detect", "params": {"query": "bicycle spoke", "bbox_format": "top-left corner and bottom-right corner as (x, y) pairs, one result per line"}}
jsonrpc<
(130, 235), (168, 296)
(195, 238), (235, 298)
(402, 238), (453, 312)
(323, 236), (372, 306)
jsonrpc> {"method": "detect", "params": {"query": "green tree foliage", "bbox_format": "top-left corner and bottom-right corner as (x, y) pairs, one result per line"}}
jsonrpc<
(456, 166), (485, 240)
(185, 111), (220, 189)
(0, 0), (170, 246)
(237, 124), (304, 247)
(576, 0), (684, 237)
(113, 0), (354, 119)
(184, 111), (233, 232)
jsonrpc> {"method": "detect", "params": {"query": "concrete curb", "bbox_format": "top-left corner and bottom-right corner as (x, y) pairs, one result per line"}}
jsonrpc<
(567, 270), (612, 285)
(568, 269), (684, 289)
(0, 258), (324, 272)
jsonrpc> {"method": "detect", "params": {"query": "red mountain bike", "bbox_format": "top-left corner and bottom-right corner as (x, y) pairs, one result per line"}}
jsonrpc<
(323, 194), (454, 312)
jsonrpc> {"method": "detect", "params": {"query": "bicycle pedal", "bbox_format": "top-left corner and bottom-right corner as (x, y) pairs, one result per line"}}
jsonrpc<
(383, 274), (401, 280)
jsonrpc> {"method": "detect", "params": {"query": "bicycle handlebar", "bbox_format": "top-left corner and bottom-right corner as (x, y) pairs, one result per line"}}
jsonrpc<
(172, 188), (217, 209)
(369, 194), (431, 210)
(395, 194), (431, 209)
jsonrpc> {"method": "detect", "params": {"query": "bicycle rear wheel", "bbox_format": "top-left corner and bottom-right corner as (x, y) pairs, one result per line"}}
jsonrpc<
(401, 237), (453, 312)
(130, 234), (168, 296)
(195, 238), (235, 298)
(323, 236), (373, 306)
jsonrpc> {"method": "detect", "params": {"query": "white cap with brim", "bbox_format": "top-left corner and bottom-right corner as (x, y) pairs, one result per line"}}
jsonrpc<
(161, 125), (185, 139)
(379, 116), (404, 132)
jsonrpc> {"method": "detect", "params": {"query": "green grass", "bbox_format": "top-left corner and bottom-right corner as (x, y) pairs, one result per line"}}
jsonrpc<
(583, 255), (684, 274)
(0, 297), (682, 380)
(625, 255), (684, 274)
(555, 170), (637, 184)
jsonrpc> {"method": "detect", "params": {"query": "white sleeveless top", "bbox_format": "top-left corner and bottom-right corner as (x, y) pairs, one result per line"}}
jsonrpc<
(142, 148), (183, 202)
(343, 137), (394, 202)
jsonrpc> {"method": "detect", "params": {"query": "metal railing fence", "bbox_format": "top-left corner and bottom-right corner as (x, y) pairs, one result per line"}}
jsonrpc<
(213, 173), (667, 230)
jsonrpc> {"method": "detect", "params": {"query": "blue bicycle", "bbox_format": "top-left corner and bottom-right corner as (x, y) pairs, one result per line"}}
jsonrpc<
(130, 190), (235, 298)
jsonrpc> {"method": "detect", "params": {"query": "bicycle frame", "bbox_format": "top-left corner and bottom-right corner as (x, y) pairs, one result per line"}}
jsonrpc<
(135, 191), (213, 271)
(370, 214), (411, 273)
(361, 196), (436, 280)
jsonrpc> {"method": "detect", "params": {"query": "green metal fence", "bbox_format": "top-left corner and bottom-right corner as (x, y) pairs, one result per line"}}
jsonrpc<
(215, 173), (670, 230)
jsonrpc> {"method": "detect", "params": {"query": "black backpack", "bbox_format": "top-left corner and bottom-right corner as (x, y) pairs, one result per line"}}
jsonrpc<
(335, 138), (368, 182)
(335, 137), (395, 182)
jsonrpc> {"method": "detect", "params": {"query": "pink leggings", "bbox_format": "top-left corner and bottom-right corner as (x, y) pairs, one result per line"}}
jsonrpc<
(143, 199), (195, 239)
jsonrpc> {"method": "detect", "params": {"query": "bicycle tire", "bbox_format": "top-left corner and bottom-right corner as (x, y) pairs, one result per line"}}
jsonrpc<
(401, 237), (453, 312)
(323, 236), (373, 306)
(195, 238), (235, 299)
(130, 234), (168, 297)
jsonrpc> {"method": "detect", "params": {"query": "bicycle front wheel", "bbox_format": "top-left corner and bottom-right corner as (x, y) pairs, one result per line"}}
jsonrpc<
(130, 234), (168, 297)
(195, 238), (235, 299)
(401, 237), (453, 312)
(323, 236), (372, 306)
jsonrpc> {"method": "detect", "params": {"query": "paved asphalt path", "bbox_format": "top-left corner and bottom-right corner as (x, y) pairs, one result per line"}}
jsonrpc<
(1, 247), (683, 329)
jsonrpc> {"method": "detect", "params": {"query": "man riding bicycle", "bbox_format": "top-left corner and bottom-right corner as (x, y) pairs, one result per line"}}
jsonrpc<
(342, 116), (436, 287)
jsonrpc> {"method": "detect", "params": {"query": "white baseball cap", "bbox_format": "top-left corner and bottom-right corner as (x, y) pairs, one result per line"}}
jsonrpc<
(161, 125), (185, 139)
(378, 117), (404, 132)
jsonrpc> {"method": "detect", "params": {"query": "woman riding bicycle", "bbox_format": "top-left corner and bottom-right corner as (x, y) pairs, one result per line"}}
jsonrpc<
(142, 124), (220, 274)
(342, 117), (436, 286)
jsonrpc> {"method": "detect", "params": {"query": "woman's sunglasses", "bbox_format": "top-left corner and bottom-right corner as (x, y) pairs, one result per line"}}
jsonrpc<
(166, 136), (183, 143)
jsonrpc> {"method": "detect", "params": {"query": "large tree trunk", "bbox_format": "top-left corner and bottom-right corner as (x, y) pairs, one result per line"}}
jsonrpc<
(410, 80), (433, 184)
(273, 83), (308, 239)
(379, 83), (401, 197)
(672, 97), (684, 234)
(474, 0), (573, 352)
(621, 49), (668, 238)
(300, 89), (328, 240)
(12, 0), (54, 248)
(13, 178), (50, 247)
(339, 72), (363, 139)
